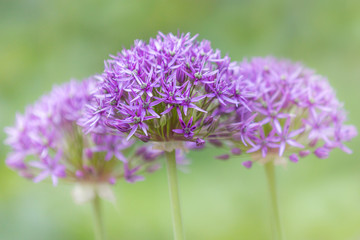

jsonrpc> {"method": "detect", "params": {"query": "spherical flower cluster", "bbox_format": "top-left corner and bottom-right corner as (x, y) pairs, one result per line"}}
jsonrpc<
(83, 32), (253, 150)
(4, 78), (162, 186)
(224, 57), (357, 167)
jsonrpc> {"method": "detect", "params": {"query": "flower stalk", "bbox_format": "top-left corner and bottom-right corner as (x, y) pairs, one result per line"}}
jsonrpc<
(91, 194), (106, 240)
(265, 162), (283, 240)
(165, 150), (185, 240)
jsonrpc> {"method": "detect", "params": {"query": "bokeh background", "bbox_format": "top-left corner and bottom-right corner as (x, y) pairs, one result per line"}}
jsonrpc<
(1, 0), (360, 239)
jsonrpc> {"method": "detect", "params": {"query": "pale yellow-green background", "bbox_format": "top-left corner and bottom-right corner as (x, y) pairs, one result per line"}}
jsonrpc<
(1, 0), (360, 239)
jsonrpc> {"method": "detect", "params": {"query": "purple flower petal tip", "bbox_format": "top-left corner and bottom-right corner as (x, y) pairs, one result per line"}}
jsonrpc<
(216, 154), (230, 160)
(231, 148), (242, 155)
(314, 147), (330, 159)
(108, 177), (116, 185)
(196, 138), (205, 146)
(242, 161), (253, 169)
(289, 154), (299, 163)
(75, 170), (84, 178)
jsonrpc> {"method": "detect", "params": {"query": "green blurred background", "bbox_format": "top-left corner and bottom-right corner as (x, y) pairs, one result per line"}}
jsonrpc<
(1, 0), (360, 239)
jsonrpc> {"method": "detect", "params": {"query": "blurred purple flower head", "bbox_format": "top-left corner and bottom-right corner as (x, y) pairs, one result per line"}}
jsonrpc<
(227, 57), (357, 167)
(4, 78), (162, 186)
(81, 32), (254, 150)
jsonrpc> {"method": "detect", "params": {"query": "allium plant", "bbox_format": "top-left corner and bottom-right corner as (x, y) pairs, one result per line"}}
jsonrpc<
(222, 56), (357, 240)
(82, 32), (253, 240)
(4, 78), (163, 240)
(228, 56), (357, 166)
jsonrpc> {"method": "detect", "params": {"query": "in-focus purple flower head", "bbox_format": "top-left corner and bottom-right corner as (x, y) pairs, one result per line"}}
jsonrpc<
(223, 56), (357, 167)
(4, 78), (163, 186)
(82, 32), (254, 151)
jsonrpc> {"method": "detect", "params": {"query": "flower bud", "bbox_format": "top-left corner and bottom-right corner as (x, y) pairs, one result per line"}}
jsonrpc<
(153, 118), (160, 128)
(108, 177), (116, 185)
(84, 148), (93, 159)
(299, 150), (310, 157)
(207, 117), (220, 133)
(137, 134), (151, 143)
(231, 148), (242, 155)
(289, 154), (299, 163)
(116, 123), (131, 133)
(209, 139), (223, 147)
(160, 115), (167, 127)
(216, 154), (229, 160)
(203, 116), (214, 126)
(242, 161), (253, 169)
(314, 147), (330, 159)
(196, 138), (205, 147)
(76, 170), (84, 178)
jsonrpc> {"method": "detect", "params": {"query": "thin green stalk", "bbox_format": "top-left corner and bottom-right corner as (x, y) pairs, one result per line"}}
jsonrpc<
(91, 194), (106, 240)
(165, 150), (185, 240)
(265, 162), (284, 240)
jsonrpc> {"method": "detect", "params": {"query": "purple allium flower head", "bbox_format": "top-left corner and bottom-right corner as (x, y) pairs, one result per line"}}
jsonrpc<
(225, 56), (357, 166)
(4, 78), (163, 186)
(82, 32), (254, 150)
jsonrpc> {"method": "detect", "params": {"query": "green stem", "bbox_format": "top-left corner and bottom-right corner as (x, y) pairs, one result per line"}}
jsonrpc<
(91, 194), (106, 240)
(264, 162), (284, 240)
(165, 150), (185, 240)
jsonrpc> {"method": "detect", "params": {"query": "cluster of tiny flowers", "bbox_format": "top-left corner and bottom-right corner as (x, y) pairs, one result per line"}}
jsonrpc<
(221, 57), (357, 168)
(82, 32), (254, 149)
(5, 79), (163, 186)
(5, 32), (357, 183)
